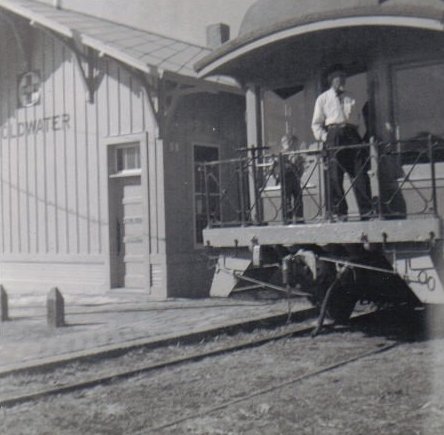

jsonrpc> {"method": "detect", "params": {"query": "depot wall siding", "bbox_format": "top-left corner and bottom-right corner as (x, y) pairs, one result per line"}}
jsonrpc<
(0, 28), (156, 292)
(164, 93), (246, 297)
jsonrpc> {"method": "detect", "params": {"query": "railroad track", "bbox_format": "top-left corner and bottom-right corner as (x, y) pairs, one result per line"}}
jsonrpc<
(0, 309), (382, 409)
(0, 306), (316, 378)
(149, 340), (398, 433)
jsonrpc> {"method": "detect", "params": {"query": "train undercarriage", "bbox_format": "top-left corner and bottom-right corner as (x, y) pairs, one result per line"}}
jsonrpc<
(201, 140), (444, 323)
(206, 225), (444, 324)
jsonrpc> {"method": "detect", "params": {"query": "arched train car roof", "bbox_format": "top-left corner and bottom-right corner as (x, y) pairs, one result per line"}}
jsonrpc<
(195, 0), (444, 80)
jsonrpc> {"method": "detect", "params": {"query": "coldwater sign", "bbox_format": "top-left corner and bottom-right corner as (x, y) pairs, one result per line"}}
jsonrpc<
(1, 114), (71, 139)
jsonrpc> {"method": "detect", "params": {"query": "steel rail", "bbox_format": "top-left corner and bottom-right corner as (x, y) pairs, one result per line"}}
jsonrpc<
(0, 310), (376, 409)
(150, 339), (399, 433)
(0, 305), (313, 379)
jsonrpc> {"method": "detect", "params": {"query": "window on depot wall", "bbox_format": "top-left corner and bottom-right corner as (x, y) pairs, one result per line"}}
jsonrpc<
(194, 145), (220, 245)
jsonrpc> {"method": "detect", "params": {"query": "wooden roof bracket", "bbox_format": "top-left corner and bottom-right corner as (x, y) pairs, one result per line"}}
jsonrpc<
(26, 20), (104, 104)
(156, 72), (243, 138)
(160, 79), (196, 135)
(138, 71), (205, 139)
(67, 34), (104, 104)
(127, 67), (163, 138)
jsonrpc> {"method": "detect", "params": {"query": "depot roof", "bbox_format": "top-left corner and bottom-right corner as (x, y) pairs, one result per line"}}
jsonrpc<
(0, 0), (211, 78)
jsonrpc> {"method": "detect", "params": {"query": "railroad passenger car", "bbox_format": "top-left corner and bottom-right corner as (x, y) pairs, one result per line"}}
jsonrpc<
(195, 0), (444, 320)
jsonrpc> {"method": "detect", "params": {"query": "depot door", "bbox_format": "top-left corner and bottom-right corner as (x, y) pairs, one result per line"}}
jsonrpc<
(120, 176), (144, 288)
(109, 143), (145, 289)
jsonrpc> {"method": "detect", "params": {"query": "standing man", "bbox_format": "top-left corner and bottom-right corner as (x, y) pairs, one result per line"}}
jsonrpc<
(312, 67), (372, 221)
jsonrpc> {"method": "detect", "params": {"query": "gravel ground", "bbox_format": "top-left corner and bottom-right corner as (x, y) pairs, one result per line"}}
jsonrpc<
(1, 308), (443, 435)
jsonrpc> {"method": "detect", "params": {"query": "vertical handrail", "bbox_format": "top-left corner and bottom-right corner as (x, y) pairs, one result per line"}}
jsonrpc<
(250, 149), (263, 224)
(217, 163), (223, 227)
(279, 153), (287, 224)
(323, 144), (332, 221)
(247, 149), (257, 224)
(256, 151), (264, 224)
(395, 126), (402, 172)
(370, 139), (382, 219)
(317, 145), (327, 221)
(203, 164), (211, 229)
(238, 159), (246, 226)
(429, 133), (438, 216)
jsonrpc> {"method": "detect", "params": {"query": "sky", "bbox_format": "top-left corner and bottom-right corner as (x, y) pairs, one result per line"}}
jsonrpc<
(37, 0), (257, 46)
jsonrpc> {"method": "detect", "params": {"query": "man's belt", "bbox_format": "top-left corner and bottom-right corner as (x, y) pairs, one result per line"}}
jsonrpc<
(326, 123), (357, 130)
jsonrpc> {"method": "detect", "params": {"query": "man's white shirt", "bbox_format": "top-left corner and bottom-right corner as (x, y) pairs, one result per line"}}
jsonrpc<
(311, 88), (360, 142)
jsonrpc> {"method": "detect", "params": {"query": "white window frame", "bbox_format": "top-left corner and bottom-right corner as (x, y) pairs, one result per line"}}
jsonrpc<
(109, 142), (142, 178)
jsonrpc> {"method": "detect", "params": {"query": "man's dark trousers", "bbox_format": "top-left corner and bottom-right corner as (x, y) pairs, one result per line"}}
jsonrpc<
(325, 125), (372, 218)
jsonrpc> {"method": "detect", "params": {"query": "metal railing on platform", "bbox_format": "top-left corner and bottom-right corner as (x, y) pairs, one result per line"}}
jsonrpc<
(198, 135), (442, 229)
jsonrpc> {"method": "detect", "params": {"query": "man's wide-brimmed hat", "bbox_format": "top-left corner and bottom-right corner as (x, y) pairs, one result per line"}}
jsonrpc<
(327, 65), (347, 83)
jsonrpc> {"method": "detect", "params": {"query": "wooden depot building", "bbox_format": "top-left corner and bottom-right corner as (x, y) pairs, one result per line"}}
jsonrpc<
(0, 0), (245, 298)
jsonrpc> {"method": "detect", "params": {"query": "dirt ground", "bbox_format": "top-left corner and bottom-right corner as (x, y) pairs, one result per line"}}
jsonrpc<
(1, 308), (444, 435)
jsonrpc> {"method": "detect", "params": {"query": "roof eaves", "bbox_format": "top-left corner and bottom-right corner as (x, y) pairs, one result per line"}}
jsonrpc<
(162, 70), (243, 95)
(0, 0), (73, 38)
(0, 0), (187, 77)
(0, 0), (155, 75)
(0, 0), (242, 88)
(80, 33), (152, 74)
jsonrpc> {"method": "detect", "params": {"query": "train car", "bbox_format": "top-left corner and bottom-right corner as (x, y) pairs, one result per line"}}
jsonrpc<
(194, 0), (444, 322)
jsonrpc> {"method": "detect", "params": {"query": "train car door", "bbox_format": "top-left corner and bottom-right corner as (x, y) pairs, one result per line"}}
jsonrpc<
(391, 60), (444, 216)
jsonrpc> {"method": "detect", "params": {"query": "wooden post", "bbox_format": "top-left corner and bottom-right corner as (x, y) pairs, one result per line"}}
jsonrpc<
(0, 285), (8, 321)
(47, 287), (65, 328)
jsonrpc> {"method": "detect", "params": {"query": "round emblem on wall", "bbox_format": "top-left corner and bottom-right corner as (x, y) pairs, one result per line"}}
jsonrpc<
(18, 71), (41, 108)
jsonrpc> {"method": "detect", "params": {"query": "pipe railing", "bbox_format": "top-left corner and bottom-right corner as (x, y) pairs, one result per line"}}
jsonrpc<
(198, 137), (441, 229)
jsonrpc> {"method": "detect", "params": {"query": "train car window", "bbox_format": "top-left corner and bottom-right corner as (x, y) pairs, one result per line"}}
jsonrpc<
(393, 62), (444, 162)
(392, 62), (444, 163)
(394, 62), (444, 140)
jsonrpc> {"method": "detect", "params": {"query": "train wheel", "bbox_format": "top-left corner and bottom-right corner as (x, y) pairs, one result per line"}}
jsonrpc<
(325, 284), (357, 324)
(313, 261), (357, 324)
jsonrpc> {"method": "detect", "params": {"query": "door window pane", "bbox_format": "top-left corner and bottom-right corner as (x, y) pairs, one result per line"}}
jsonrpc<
(115, 143), (141, 173)
(394, 62), (444, 140)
